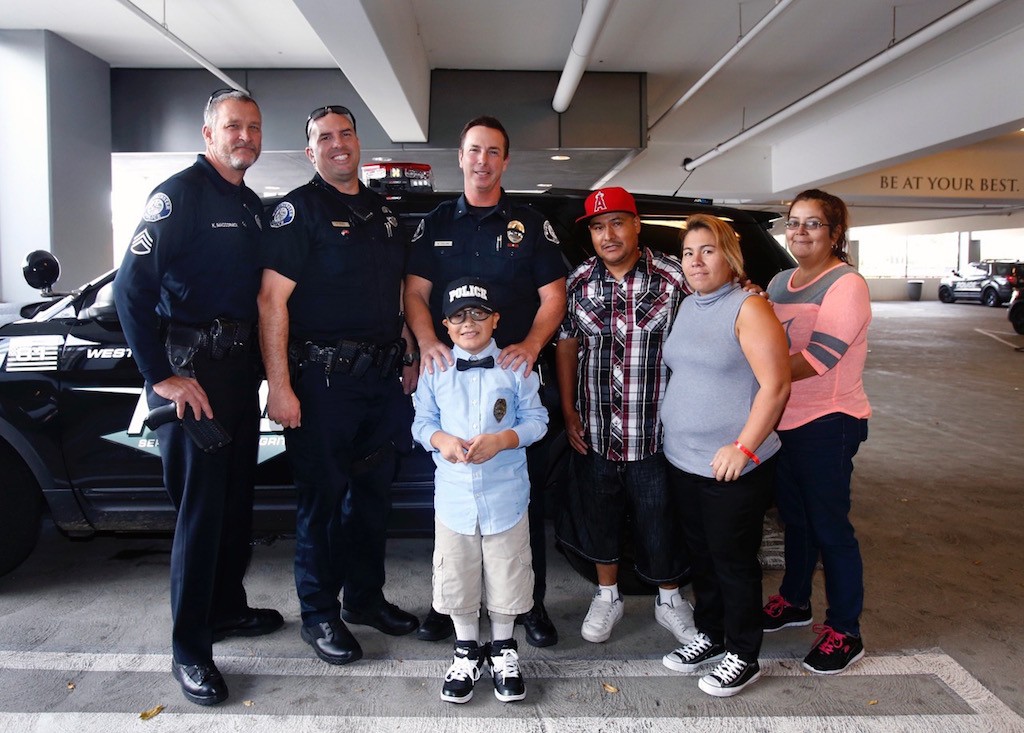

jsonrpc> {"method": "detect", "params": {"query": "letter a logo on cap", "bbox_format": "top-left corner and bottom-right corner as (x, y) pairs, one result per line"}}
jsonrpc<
(593, 191), (607, 214)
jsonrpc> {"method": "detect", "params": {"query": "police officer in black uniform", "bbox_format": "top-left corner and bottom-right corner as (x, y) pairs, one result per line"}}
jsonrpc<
(258, 105), (419, 666)
(405, 115), (568, 647)
(113, 89), (283, 706)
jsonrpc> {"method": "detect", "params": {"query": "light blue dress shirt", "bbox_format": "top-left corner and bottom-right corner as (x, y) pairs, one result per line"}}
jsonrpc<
(412, 339), (548, 535)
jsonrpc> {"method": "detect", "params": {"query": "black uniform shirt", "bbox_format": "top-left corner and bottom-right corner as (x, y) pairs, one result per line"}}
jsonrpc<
(113, 154), (264, 385)
(406, 191), (567, 347)
(261, 175), (406, 344)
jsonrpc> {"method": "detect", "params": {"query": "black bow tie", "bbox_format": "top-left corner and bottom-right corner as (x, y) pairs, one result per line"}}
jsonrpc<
(456, 356), (495, 371)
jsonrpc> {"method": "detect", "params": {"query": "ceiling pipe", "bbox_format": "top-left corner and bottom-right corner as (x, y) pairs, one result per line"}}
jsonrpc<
(648, 0), (796, 133)
(683, 0), (1006, 171)
(112, 0), (249, 94)
(552, 0), (617, 113)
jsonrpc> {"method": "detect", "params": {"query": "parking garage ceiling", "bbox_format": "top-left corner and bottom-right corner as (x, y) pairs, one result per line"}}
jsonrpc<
(4, 0), (1024, 226)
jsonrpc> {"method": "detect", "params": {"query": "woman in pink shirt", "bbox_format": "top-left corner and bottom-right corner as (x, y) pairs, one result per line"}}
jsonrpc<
(761, 189), (871, 675)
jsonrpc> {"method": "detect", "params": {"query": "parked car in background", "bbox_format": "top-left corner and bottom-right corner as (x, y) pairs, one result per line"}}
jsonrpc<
(937, 259), (1022, 307)
(0, 189), (795, 578)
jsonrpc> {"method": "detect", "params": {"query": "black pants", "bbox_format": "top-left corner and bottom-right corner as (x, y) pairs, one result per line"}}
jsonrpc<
(149, 350), (260, 666)
(286, 363), (402, 624)
(669, 457), (775, 662)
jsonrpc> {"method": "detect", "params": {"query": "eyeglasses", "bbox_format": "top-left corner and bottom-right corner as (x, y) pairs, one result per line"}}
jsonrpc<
(784, 219), (831, 231)
(305, 105), (357, 139)
(446, 308), (493, 324)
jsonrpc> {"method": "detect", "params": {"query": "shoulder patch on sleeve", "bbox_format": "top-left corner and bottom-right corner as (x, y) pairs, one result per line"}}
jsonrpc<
(142, 193), (172, 223)
(130, 228), (154, 255)
(411, 219), (425, 242)
(270, 201), (296, 228)
(543, 220), (559, 244)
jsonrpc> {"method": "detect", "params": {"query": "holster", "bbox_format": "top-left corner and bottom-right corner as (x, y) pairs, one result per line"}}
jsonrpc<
(165, 323), (204, 376)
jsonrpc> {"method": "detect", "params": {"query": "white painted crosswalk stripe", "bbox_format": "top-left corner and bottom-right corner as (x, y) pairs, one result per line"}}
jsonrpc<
(0, 649), (1022, 731)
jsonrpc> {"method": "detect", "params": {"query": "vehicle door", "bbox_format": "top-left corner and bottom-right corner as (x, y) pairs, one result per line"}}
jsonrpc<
(954, 263), (986, 300)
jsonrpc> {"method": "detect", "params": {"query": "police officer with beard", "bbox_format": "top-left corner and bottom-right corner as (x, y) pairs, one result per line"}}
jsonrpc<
(114, 89), (283, 706)
(258, 105), (419, 666)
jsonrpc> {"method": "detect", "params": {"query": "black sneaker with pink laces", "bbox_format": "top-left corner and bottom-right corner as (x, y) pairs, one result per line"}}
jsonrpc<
(802, 624), (865, 674)
(762, 594), (812, 632)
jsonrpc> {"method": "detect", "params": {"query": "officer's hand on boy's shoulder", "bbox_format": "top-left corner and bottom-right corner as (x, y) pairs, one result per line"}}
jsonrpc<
(419, 339), (454, 375)
(497, 342), (538, 376)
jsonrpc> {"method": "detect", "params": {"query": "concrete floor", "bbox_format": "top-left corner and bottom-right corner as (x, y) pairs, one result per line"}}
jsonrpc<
(0, 301), (1022, 732)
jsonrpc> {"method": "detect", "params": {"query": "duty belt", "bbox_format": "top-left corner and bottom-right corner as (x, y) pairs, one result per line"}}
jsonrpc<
(165, 318), (254, 373)
(297, 338), (405, 380)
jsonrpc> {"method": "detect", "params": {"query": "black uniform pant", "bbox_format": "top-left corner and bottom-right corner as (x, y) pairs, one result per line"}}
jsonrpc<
(148, 350), (260, 666)
(286, 364), (401, 625)
(668, 457), (776, 663)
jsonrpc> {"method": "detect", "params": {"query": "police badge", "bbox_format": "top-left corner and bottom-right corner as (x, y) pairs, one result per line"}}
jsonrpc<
(493, 398), (507, 422)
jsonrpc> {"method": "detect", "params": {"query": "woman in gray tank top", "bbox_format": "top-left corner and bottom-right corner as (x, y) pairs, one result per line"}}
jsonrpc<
(659, 214), (791, 697)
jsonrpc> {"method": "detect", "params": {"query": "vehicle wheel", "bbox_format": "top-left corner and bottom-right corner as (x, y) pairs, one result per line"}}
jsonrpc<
(1010, 301), (1024, 335)
(0, 445), (43, 577)
(938, 286), (955, 303)
(982, 288), (1000, 307)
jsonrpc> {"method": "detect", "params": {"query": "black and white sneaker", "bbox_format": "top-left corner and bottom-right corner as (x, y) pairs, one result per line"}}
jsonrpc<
(698, 653), (761, 697)
(662, 631), (727, 672)
(489, 638), (526, 702)
(440, 640), (486, 704)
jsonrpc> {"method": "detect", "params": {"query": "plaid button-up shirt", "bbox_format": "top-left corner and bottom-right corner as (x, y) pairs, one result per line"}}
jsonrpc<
(559, 248), (687, 462)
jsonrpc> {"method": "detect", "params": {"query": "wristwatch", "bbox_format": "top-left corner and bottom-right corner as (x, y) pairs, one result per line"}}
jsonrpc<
(402, 351), (420, 367)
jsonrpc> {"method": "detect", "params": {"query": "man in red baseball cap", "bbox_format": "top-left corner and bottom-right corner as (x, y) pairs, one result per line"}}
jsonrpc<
(557, 186), (696, 646)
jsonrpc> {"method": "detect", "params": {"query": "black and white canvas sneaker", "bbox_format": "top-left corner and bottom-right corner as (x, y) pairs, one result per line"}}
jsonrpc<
(662, 631), (727, 672)
(440, 640), (486, 704)
(698, 652), (761, 697)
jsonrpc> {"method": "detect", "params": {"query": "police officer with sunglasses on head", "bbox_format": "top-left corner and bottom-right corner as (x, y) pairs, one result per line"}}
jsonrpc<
(114, 88), (284, 707)
(258, 105), (420, 666)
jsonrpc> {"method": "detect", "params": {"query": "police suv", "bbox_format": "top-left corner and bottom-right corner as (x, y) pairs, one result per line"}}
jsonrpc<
(0, 190), (794, 578)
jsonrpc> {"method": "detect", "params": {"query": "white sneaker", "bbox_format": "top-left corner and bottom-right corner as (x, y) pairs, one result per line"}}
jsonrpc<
(581, 588), (624, 643)
(655, 595), (697, 644)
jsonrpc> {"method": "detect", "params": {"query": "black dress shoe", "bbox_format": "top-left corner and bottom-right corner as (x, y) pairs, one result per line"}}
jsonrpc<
(517, 602), (558, 647)
(301, 619), (363, 665)
(416, 606), (455, 642)
(171, 660), (228, 705)
(212, 607), (285, 642)
(342, 600), (418, 636)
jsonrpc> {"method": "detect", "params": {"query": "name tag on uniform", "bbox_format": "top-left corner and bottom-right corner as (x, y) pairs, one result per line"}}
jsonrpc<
(434, 240), (453, 247)
(332, 221), (350, 228)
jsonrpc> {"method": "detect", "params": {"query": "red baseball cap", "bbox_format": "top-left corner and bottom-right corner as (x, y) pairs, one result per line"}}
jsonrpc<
(576, 187), (639, 223)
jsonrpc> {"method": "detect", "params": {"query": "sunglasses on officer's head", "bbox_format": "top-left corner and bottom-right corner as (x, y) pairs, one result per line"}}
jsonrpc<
(205, 87), (247, 115)
(305, 105), (357, 139)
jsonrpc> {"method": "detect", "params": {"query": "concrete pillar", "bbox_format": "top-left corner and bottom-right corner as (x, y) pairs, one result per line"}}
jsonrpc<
(0, 30), (112, 302)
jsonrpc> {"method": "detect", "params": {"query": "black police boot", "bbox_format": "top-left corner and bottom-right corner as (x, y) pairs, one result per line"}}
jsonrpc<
(517, 602), (558, 647)
(342, 600), (418, 636)
(171, 660), (228, 706)
(212, 607), (285, 642)
(416, 607), (455, 642)
(301, 619), (363, 665)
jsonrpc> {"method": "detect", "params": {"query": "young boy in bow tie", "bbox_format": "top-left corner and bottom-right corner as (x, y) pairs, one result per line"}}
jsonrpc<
(412, 276), (548, 704)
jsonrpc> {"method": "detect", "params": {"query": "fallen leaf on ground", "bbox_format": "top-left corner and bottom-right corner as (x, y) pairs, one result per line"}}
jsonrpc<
(601, 682), (619, 693)
(243, 700), (254, 707)
(868, 700), (878, 705)
(139, 704), (165, 720)
(66, 682), (75, 690)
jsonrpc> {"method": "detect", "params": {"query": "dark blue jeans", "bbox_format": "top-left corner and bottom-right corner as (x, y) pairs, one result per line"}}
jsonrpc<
(564, 451), (686, 584)
(668, 459), (775, 662)
(775, 413), (868, 636)
(286, 364), (401, 625)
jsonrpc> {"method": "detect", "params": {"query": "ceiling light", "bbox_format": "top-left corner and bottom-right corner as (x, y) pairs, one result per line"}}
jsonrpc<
(372, 156), (393, 162)
(551, 155), (571, 161)
(537, 183), (553, 188)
